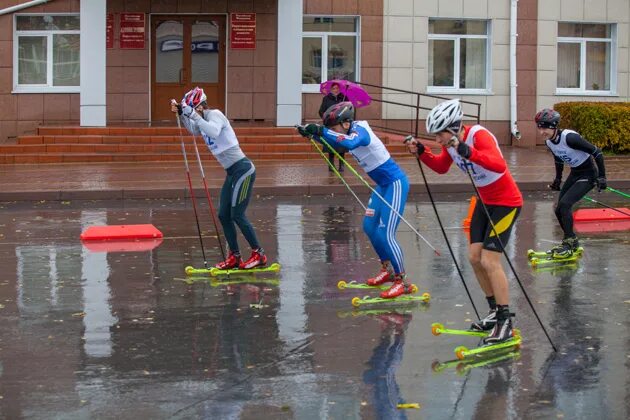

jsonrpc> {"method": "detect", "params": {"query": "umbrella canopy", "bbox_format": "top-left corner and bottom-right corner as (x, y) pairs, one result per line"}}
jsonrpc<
(320, 80), (371, 108)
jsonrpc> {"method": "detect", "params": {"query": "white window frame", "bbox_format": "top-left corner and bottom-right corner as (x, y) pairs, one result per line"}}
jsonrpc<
(556, 22), (617, 96)
(13, 13), (81, 94)
(301, 15), (361, 93)
(427, 19), (492, 95)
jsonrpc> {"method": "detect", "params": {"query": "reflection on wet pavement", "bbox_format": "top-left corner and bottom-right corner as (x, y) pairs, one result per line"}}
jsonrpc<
(0, 193), (628, 419)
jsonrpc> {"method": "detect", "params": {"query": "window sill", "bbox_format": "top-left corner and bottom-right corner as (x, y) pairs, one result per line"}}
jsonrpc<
(302, 84), (323, 93)
(427, 87), (492, 96)
(555, 90), (618, 97)
(12, 86), (80, 94)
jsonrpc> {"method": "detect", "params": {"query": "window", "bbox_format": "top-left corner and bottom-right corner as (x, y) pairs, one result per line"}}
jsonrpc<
(557, 23), (616, 95)
(302, 16), (359, 92)
(14, 14), (80, 93)
(428, 19), (490, 94)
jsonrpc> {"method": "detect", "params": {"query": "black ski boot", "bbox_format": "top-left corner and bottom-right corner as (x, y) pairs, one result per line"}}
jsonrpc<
(551, 236), (579, 259)
(483, 307), (515, 345)
(470, 310), (497, 331)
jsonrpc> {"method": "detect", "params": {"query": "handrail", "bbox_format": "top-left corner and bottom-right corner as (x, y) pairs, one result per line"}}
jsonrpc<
(355, 81), (482, 139)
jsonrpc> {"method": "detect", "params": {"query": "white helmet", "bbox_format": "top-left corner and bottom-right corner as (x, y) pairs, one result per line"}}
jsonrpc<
(426, 99), (463, 134)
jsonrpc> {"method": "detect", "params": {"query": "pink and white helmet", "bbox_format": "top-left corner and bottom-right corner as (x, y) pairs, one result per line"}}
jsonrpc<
(426, 99), (463, 134)
(182, 87), (207, 108)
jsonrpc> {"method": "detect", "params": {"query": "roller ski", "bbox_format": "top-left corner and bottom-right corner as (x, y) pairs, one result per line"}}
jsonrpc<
(432, 349), (520, 374)
(337, 280), (390, 291)
(454, 316), (521, 360)
(185, 263), (280, 276)
(527, 237), (583, 266)
(431, 322), (521, 339)
(185, 249), (280, 276)
(351, 287), (431, 307)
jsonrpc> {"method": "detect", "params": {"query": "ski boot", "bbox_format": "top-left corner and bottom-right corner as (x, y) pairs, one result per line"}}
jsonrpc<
(551, 237), (579, 259)
(380, 274), (414, 299)
(215, 252), (242, 270)
(366, 261), (395, 286)
(240, 248), (268, 269)
(483, 310), (515, 345)
(470, 310), (497, 332)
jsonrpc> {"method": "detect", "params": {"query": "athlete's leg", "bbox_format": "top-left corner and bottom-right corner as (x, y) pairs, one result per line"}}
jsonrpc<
(480, 206), (521, 343)
(218, 173), (239, 253)
(374, 178), (409, 274)
(468, 201), (493, 296)
(480, 206), (520, 305)
(363, 187), (388, 260)
(555, 172), (595, 239)
(230, 161), (260, 250)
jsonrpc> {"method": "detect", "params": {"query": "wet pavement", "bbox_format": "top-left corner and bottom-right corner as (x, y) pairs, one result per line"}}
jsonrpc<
(0, 147), (629, 201)
(0, 193), (629, 419)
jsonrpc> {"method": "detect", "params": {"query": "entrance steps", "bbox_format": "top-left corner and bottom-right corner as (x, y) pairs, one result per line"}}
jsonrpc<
(1, 126), (412, 164)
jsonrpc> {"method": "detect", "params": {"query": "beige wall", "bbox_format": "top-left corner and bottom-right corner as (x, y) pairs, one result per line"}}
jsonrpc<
(301, 0), (384, 122)
(536, 0), (630, 112)
(381, 0), (512, 126)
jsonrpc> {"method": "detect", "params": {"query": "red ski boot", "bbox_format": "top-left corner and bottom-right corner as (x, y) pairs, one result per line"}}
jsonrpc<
(215, 252), (242, 270)
(240, 249), (268, 269)
(366, 262), (394, 286)
(380, 275), (414, 299)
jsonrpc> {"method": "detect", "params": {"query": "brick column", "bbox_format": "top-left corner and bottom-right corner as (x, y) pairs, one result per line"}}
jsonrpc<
(516, 0), (538, 146)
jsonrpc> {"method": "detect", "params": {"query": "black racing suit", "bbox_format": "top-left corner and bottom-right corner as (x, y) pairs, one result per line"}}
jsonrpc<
(549, 131), (606, 239)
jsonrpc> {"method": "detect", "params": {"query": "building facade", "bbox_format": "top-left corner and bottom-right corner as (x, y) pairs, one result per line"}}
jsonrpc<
(0, 0), (628, 146)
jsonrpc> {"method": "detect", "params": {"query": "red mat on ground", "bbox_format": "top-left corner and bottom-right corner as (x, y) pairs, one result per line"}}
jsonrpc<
(80, 224), (163, 240)
(573, 208), (630, 222)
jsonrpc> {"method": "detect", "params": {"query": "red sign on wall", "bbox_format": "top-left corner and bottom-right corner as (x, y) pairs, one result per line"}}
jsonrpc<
(106, 13), (114, 49)
(230, 13), (256, 49)
(120, 13), (145, 49)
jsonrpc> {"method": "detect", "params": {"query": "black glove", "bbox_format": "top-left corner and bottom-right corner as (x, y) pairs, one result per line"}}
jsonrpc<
(549, 178), (561, 191)
(304, 123), (323, 137)
(596, 176), (607, 192)
(296, 125), (309, 138)
(416, 144), (426, 157)
(456, 141), (472, 159)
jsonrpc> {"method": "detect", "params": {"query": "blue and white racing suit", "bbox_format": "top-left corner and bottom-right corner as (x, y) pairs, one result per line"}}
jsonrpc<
(319, 121), (409, 274)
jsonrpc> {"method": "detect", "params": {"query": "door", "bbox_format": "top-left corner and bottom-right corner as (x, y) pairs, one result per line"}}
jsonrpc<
(151, 15), (226, 122)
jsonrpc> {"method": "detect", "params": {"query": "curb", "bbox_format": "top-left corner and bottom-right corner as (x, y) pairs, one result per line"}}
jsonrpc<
(1, 180), (629, 202)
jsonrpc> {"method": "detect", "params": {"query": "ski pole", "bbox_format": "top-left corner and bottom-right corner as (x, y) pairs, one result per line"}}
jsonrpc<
(404, 136), (480, 319)
(189, 133), (227, 262)
(176, 115), (209, 269)
(606, 186), (630, 201)
(462, 163), (557, 352)
(583, 196), (630, 218)
(307, 136), (367, 211)
(313, 133), (441, 256)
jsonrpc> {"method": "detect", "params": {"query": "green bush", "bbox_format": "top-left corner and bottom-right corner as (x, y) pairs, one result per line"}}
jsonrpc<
(553, 101), (630, 153)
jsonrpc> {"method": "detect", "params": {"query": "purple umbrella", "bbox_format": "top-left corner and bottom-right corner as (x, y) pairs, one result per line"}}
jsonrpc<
(320, 80), (372, 108)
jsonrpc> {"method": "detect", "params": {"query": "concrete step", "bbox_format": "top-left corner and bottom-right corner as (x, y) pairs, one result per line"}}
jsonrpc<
(36, 126), (298, 136)
(17, 134), (305, 145)
(0, 151), (415, 164)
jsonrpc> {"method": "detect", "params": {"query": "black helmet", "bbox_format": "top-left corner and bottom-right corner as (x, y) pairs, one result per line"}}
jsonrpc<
(322, 101), (355, 127)
(535, 108), (560, 129)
